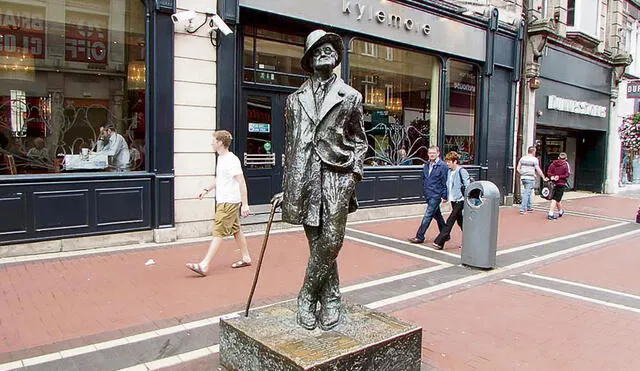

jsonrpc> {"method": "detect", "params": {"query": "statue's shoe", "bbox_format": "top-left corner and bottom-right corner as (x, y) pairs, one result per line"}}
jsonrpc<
(297, 297), (317, 330)
(318, 303), (341, 331)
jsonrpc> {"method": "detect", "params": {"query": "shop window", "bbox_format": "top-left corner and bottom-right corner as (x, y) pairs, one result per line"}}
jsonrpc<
(0, 0), (147, 175)
(445, 60), (478, 165)
(243, 26), (306, 88)
(349, 39), (440, 167)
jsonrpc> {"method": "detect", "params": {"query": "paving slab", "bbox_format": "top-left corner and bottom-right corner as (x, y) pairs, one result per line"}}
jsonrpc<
(533, 235), (640, 296)
(392, 281), (640, 371)
(554, 195), (640, 220)
(0, 232), (432, 360)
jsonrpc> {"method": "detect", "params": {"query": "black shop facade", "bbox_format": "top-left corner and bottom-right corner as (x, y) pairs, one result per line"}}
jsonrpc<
(217, 0), (523, 207)
(534, 44), (612, 192)
(0, 0), (175, 246)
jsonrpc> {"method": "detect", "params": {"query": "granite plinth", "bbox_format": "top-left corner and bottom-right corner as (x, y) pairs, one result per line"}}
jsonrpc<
(220, 301), (421, 371)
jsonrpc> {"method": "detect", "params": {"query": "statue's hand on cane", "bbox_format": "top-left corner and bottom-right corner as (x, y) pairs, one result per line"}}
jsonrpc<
(270, 192), (283, 209)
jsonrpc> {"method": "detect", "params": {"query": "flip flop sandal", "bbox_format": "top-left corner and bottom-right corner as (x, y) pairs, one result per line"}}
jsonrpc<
(186, 263), (206, 277)
(231, 260), (251, 269)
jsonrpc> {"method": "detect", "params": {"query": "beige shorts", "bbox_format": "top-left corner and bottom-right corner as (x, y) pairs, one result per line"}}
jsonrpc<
(213, 203), (241, 237)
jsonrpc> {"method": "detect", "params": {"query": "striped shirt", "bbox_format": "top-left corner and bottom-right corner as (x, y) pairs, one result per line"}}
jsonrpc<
(518, 155), (539, 181)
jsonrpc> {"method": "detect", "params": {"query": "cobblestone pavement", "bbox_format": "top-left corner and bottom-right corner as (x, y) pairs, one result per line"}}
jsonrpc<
(0, 190), (639, 371)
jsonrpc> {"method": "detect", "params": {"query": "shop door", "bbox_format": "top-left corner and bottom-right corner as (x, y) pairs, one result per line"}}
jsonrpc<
(575, 131), (606, 192)
(239, 91), (286, 205)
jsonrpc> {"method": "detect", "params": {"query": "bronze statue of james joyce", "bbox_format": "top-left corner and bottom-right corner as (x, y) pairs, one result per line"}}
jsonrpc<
(272, 30), (367, 330)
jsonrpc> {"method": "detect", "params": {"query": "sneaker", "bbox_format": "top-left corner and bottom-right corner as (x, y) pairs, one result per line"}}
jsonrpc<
(558, 210), (565, 218)
(547, 215), (557, 220)
(519, 210), (526, 215)
(526, 208), (534, 212)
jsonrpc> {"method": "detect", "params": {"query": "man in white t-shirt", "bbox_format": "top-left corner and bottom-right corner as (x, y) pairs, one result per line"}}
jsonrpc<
(517, 146), (548, 214)
(186, 130), (251, 276)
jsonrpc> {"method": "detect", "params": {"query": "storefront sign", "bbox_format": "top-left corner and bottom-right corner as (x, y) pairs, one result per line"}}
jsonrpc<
(239, 0), (486, 61)
(626, 80), (640, 99)
(0, 3), (46, 59)
(342, 1), (431, 36)
(248, 123), (270, 133)
(547, 95), (607, 118)
(65, 11), (109, 63)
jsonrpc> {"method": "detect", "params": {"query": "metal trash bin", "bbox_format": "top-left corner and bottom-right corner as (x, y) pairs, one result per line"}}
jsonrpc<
(461, 181), (501, 269)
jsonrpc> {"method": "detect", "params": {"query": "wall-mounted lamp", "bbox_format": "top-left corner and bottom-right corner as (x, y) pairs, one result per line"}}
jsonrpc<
(529, 77), (541, 89)
(172, 9), (233, 46)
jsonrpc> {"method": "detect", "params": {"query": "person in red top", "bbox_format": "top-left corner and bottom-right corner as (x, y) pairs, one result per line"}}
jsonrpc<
(547, 152), (570, 220)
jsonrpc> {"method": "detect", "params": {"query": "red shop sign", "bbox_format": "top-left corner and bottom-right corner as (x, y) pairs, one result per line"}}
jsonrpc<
(65, 11), (108, 63)
(0, 4), (46, 59)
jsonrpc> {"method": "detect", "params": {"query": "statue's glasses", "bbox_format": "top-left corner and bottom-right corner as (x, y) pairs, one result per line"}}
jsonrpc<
(312, 46), (336, 57)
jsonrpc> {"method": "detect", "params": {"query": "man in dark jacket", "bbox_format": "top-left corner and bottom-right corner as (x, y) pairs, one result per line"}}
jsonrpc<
(409, 146), (448, 243)
(272, 30), (367, 331)
(547, 152), (570, 220)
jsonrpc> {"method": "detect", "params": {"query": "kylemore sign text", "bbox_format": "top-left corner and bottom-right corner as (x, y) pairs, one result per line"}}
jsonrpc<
(342, 0), (431, 36)
(547, 95), (607, 118)
(239, 0), (486, 61)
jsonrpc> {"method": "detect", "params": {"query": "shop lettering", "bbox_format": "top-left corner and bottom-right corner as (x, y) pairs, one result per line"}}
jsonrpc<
(65, 17), (108, 63)
(0, 9), (46, 59)
(547, 95), (607, 118)
(0, 34), (42, 55)
(627, 81), (640, 98)
(342, 0), (431, 35)
(0, 11), (44, 31)
(454, 82), (476, 93)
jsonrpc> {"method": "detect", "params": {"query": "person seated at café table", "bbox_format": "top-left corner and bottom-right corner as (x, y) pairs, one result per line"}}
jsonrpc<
(97, 124), (130, 171)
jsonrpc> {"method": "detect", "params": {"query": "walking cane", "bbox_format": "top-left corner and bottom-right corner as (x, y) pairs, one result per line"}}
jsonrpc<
(244, 201), (278, 317)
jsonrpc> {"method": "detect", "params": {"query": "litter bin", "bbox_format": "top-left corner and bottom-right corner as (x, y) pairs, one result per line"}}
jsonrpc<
(461, 181), (500, 269)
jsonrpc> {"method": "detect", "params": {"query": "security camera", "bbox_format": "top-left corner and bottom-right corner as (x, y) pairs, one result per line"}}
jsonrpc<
(210, 14), (233, 36)
(171, 10), (196, 24)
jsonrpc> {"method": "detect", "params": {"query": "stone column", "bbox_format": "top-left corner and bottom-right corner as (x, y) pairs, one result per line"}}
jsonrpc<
(604, 84), (621, 194)
(604, 54), (633, 193)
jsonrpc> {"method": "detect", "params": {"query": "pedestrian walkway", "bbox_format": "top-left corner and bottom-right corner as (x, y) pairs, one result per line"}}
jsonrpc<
(1, 193), (639, 370)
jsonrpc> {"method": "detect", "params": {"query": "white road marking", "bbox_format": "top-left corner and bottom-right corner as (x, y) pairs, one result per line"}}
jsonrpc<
(364, 228), (640, 309)
(341, 265), (451, 293)
(501, 279), (640, 314)
(346, 227), (460, 258)
(496, 222), (628, 255)
(522, 273), (640, 301)
(344, 234), (454, 264)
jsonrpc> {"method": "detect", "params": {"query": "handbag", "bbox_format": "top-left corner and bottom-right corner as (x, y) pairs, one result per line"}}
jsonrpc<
(541, 180), (555, 200)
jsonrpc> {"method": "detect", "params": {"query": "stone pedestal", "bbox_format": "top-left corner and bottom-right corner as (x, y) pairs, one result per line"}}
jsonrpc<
(220, 301), (422, 371)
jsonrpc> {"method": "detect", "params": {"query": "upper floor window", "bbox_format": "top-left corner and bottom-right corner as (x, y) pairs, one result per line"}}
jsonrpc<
(567, 0), (600, 39)
(1, 0), (147, 175)
(243, 26), (306, 88)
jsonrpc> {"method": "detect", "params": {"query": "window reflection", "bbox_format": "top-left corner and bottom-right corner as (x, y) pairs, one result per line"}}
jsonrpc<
(445, 60), (477, 165)
(243, 26), (306, 88)
(349, 39), (440, 166)
(245, 95), (274, 169)
(0, 0), (146, 175)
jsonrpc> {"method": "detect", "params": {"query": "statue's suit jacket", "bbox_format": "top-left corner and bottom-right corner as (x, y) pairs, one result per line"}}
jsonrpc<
(281, 77), (367, 227)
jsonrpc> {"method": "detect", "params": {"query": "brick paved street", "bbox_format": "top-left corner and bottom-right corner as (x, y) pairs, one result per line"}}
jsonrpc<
(0, 193), (639, 370)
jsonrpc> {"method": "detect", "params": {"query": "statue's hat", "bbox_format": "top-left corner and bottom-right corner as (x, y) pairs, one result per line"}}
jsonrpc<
(301, 29), (343, 73)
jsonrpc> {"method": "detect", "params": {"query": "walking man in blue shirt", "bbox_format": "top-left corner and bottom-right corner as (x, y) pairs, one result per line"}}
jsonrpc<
(408, 146), (448, 243)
